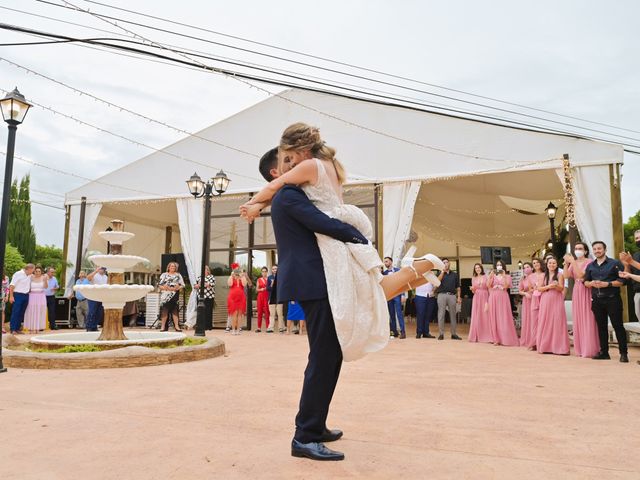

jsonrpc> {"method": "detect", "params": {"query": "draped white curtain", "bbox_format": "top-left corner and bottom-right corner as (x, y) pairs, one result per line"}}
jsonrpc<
(570, 165), (614, 250)
(64, 202), (103, 295)
(383, 181), (421, 264)
(176, 198), (204, 327)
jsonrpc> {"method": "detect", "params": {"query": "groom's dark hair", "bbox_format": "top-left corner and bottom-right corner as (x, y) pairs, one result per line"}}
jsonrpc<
(259, 147), (279, 182)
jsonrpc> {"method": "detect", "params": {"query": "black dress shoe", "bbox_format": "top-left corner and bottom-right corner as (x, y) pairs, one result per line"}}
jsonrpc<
(620, 353), (629, 363)
(451, 334), (462, 340)
(437, 334), (444, 340)
(399, 332), (406, 339)
(391, 331), (399, 338)
(319, 428), (343, 442)
(291, 440), (344, 461)
(592, 352), (611, 360)
(424, 333), (435, 339)
(416, 334), (422, 339)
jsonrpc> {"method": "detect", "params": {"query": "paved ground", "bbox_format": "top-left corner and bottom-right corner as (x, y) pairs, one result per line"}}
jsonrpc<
(1, 323), (639, 480)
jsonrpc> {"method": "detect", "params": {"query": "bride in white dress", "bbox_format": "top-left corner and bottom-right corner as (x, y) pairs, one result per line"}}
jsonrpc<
(241, 123), (443, 361)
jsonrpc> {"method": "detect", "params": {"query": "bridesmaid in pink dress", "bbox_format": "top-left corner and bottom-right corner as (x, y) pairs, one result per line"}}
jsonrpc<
(536, 257), (570, 355)
(526, 258), (545, 350)
(518, 262), (534, 347)
(563, 243), (600, 358)
(469, 263), (492, 343)
(488, 260), (519, 346)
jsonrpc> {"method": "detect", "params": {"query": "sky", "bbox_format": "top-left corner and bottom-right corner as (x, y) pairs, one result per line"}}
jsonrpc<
(0, 0), (638, 248)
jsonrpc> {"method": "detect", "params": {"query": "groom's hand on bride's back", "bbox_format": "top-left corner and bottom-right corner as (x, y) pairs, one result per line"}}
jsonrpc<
(276, 186), (367, 244)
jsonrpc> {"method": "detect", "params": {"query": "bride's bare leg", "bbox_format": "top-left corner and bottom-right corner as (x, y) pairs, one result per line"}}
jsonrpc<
(380, 260), (434, 301)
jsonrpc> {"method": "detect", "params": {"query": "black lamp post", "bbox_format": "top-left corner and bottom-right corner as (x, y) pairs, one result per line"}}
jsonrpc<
(545, 201), (558, 245)
(187, 170), (230, 336)
(0, 88), (32, 373)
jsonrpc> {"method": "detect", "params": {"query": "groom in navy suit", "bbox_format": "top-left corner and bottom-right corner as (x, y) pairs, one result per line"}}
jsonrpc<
(257, 148), (367, 461)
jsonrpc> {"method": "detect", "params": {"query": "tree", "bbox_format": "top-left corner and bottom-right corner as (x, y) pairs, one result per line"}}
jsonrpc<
(3, 243), (25, 278)
(7, 174), (36, 261)
(623, 209), (640, 254)
(33, 244), (67, 273)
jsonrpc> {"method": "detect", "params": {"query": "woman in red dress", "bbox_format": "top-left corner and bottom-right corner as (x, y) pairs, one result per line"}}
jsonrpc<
(255, 267), (270, 332)
(227, 263), (247, 335)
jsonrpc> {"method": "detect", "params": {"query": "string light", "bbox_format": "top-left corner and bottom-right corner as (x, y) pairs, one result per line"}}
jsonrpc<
(61, 0), (573, 167)
(419, 218), (550, 239)
(0, 88), (263, 184)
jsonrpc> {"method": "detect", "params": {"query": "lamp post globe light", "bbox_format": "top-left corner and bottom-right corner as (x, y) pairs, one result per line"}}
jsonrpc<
(545, 201), (558, 245)
(186, 170), (230, 336)
(0, 88), (32, 373)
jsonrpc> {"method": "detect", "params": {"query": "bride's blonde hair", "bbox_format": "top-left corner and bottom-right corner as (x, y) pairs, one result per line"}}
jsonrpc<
(279, 122), (347, 184)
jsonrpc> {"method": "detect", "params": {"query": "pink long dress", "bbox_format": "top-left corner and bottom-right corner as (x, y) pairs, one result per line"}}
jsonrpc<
(488, 273), (519, 346)
(526, 272), (545, 349)
(536, 275), (570, 355)
(518, 276), (534, 347)
(24, 277), (47, 331)
(469, 275), (492, 343)
(567, 261), (600, 358)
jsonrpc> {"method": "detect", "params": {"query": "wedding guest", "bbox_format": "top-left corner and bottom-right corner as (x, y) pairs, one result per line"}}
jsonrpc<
(619, 229), (640, 320)
(383, 256), (406, 339)
(1, 273), (9, 333)
(436, 258), (462, 340)
(24, 265), (48, 334)
(487, 260), (519, 346)
(287, 300), (305, 334)
(158, 262), (184, 332)
(468, 263), (492, 343)
(584, 241), (628, 362)
(536, 256), (569, 355)
(518, 263), (534, 347)
(8, 263), (35, 334)
(525, 258), (546, 350)
(227, 264), (247, 335)
(86, 266), (108, 331)
(414, 282), (436, 338)
(194, 265), (215, 330)
(73, 270), (90, 329)
(44, 267), (59, 330)
(255, 266), (270, 332)
(267, 265), (284, 333)
(564, 243), (600, 358)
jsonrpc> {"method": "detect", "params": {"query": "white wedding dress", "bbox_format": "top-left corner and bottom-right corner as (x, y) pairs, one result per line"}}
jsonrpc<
(302, 159), (389, 361)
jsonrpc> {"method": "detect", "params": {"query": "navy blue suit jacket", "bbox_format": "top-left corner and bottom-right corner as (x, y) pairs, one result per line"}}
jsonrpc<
(271, 185), (368, 303)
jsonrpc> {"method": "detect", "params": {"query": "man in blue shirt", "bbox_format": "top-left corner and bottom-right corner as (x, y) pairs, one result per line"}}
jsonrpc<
(383, 256), (406, 339)
(73, 270), (90, 329)
(584, 241), (628, 362)
(44, 267), (59, 330)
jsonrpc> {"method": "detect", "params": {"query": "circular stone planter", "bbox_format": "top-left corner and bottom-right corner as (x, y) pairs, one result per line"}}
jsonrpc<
(2, 335), (225, 369)
(30, 331), (187, 351)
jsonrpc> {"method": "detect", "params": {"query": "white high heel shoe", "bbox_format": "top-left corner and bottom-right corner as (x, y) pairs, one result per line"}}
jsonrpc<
(400, 251), (446, 272)
(424, 271), (441, 287)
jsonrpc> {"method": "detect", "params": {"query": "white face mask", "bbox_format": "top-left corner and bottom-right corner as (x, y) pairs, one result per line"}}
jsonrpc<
(574, 250), (585, 258)
(496, 265), (503, 272)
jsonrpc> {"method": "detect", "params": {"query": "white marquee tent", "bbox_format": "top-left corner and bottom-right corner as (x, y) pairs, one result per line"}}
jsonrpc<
(64, 89), (624, 302)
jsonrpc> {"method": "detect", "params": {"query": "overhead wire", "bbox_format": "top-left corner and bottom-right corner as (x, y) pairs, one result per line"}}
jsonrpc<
(33, 0), (640, 137)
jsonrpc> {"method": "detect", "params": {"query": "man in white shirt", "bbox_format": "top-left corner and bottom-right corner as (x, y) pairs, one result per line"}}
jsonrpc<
(86, 267), (108, 331)
(44, 267), (60, 330)
(8, 263), (35, 334)
(414, 282), (436, 338)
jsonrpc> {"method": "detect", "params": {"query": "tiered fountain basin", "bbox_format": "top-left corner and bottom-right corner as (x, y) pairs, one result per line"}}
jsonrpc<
(86, 254), (147, 274)
(30, 331), (187, 351)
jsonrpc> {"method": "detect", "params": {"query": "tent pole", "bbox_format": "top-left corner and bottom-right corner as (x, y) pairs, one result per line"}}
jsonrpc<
(60, 204), (71, 289)
(609, 163), (628, 322)
(73, 197), (87, 282)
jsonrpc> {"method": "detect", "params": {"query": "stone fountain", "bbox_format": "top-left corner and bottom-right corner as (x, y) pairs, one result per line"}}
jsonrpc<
(74, 219), (152, 341)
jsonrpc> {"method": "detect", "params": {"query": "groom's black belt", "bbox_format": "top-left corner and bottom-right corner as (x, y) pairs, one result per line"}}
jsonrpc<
(439, 292), (456, 295)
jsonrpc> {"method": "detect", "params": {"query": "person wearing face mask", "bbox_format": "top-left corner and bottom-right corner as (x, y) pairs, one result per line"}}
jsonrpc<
(518, 263), (535, 348)
(564, 243), (600, 358)
(619, 229), (640, 322)
(468, 263), (492, 343)
(487, 260), (519, 346)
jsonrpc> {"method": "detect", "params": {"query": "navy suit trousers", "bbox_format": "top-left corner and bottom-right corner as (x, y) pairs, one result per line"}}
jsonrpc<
(295, 298), (343, 443)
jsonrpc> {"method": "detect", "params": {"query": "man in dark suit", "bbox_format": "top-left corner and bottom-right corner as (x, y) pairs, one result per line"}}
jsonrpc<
(253, 148), (368, 461)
